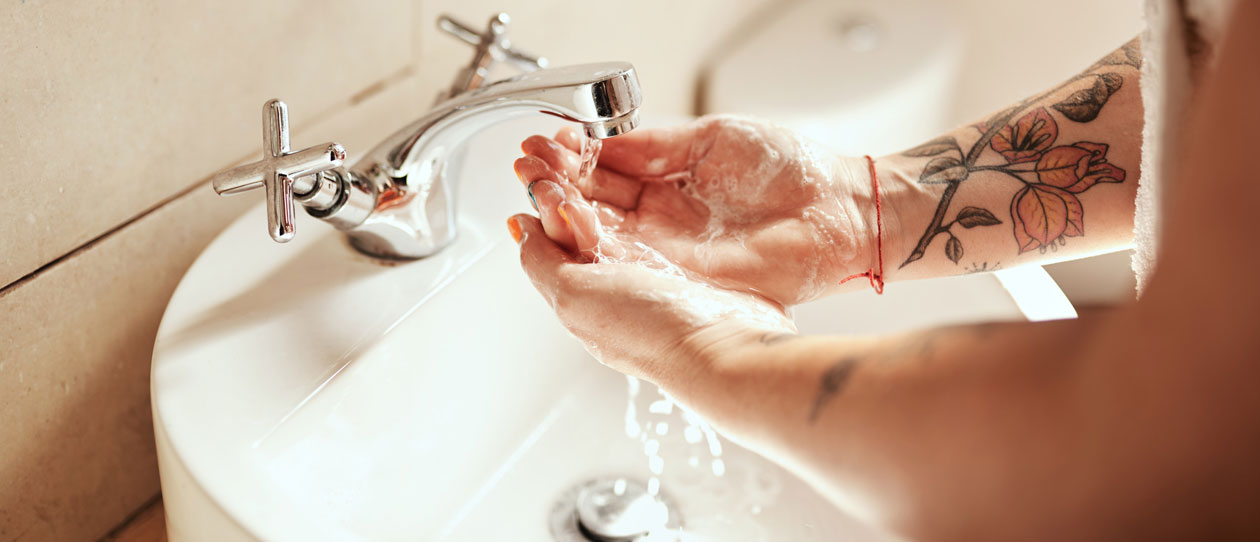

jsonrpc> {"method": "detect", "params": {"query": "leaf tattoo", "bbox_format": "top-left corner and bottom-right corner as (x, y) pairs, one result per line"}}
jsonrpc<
(903, 136), (961, 157)
(945, 235), (964, 263)
(897, 44), (1136, 267)
(919, 156), (969, 184)
(1053, 73), (1123, 122)
(956, 207), (1002, 228)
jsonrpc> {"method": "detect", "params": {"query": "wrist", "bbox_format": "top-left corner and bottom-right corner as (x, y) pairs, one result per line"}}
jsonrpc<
(666, 319), (785, 387)
(828, 154), (903, 290)
(842, 153), (940, 285)
(872, 154), (949, 281)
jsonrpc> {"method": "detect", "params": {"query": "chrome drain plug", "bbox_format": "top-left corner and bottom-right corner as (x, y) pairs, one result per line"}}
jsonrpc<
(550, 477), (683, 541)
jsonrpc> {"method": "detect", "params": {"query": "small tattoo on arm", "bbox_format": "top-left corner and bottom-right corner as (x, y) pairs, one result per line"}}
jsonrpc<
(808, 357), (860, 423)
(805, 323), (1003, 422)
(759, 332), (799, 345)
(965, 261), (1002, 274)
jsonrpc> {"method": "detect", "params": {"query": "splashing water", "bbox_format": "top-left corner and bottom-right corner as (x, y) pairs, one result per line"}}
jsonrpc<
(624, 376), (727, 501)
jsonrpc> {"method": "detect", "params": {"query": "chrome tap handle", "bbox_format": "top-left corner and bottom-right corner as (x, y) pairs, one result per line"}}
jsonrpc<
(210, 99), (346, 243)
(439, 13), (548, 97)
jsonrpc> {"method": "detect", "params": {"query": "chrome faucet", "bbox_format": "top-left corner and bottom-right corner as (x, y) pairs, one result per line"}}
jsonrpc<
(210, 13), (642, 259)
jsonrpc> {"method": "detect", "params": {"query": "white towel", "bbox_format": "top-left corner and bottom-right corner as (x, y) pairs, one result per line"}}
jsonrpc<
(1135, 0), (1234, 294)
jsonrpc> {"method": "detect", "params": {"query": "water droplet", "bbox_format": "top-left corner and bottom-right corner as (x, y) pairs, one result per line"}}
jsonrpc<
(649, 456), (665, 475)
(711, 459), (726, 477)
(648, 399), (674, 414)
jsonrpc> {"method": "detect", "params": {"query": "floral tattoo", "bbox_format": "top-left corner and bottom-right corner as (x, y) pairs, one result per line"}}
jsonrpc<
(898, 39), (1140, 267)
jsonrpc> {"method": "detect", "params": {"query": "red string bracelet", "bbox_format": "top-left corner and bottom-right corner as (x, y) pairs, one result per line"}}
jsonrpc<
(839, 155), (885, 294)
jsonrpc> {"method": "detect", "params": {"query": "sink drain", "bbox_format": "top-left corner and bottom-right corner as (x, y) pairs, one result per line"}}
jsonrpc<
(550, 477), (683, 541)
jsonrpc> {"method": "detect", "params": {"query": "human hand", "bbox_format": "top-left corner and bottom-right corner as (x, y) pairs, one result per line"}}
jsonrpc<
(507, 214), (794, 381)
(514, 115), (882, 307)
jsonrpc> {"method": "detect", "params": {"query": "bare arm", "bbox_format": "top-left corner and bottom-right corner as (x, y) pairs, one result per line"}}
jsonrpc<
(877, 38), (1143, 281)
(666, 24), (1260, 539)
(679, 314), (1122, 539)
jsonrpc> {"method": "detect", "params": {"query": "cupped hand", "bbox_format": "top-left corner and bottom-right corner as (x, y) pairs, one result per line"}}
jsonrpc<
(514, 115), (880, 306)
(508, 213), (794, 381)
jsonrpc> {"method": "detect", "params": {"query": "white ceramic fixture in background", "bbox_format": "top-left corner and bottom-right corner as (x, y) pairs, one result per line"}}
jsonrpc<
(705, 0), (963, 156)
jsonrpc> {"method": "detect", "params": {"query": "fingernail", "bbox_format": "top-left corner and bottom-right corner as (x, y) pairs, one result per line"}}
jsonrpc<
(526, 180), (540, 211)
(507, 217), (522, 243)
(557, 205), (571, 227)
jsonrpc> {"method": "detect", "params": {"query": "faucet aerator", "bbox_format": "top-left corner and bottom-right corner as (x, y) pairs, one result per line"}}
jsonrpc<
(585, 111), (640, 139)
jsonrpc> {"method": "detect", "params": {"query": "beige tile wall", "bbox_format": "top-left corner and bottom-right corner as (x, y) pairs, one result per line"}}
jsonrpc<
(417, 0), (773, 118)
(0, 2), (765, 541)
(0, 0), (414, 289)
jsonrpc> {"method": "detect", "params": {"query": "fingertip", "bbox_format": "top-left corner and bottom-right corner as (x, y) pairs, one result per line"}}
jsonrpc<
(523, 134), (579, 180)
(513, 157), (530, 185)
(507, 216), (523, 243)
(521, 134), (552, 155)
(555, 127), (583, 152)
(514, 155), (561, 185)
(520, 134), (547, 153)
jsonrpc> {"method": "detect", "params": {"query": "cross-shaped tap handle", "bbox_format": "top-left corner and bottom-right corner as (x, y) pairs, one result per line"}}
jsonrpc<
(439, 13), (548, 97)
(210, 99), (346, 243)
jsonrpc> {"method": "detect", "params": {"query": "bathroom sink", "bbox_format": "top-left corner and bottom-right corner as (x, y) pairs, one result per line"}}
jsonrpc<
(151, 116), (1071, 541)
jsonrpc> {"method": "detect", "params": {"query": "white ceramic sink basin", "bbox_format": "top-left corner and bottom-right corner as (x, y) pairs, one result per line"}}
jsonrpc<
(152, 116), (1072, 541)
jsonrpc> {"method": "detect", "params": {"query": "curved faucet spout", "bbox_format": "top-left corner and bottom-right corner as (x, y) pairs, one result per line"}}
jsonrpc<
(332, 62), (642, 260)
(379, 62), (641, 175)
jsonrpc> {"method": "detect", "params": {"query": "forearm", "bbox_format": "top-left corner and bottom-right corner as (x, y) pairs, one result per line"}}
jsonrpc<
(873, 38), (1143, 282)
(671, 314), (1116, 539)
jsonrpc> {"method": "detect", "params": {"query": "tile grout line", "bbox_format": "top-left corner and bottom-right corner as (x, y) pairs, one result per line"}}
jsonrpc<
(0, 67), (422, 300)
(0, 174), (212, 300)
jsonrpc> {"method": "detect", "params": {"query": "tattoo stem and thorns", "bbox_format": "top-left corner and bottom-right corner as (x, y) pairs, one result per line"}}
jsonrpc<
(898, 39), (1140, 267)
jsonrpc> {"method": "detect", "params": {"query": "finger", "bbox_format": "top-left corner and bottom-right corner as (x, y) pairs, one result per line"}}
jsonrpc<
(527, 180), (577, 251)
(590, 200), (628, 229)
(598, 118), (714, 178)
(561, 200), (626, 262)
(512, 214), (577, 300)
(517, 155), (585, 204)
(587, 168), (644, 210)
(523, 135), (644, 209)
(555, 126), (583, 152)
(559, 200), (600, 260)
(515, 157), (579, 247)
(513, 155), (557, 187)
(522, 135), (579, 181)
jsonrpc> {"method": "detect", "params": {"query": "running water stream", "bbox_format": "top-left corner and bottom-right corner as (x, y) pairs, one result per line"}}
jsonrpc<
(577, 135), (603, 186)
(579, 133), (729, 497)
(579, 132), (785, 539)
